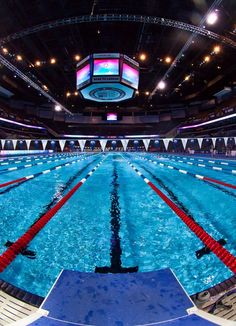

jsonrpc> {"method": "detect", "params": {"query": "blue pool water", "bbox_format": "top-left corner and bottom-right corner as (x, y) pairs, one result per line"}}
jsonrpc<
(0, 152), (235, 297)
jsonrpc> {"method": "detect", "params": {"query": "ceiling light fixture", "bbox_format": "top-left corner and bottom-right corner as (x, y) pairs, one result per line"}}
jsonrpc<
(206, 11), (218, 25)
(75, 55), (81, 61)
(139, 53), (147, 61)
(50, 58), (56, 64)
(165, 56), (172, 64)
(157, 81), (166, 90)
(204, 55), (210, 63)
(55, 105), (62, 112)
(16, 55), (22, 61)
(213, 45), (221, 54)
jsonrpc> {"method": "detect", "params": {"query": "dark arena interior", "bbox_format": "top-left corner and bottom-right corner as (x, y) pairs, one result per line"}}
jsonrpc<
(0, 1), (236, 325)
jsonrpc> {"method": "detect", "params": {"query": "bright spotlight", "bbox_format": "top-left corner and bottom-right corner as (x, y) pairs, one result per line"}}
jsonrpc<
(75, 55), (81, 61)
(204, 55), (210, 63)
(206, 12), (218, 25)
(213, 45), (221, 54)
(16, 55), (23, 61)
(139, 53), (147, 61)
(50, 58), (56, 64)
(165, 56), (172, 64)
(157, 81), (166, 90)
(55, 105), (62, 112)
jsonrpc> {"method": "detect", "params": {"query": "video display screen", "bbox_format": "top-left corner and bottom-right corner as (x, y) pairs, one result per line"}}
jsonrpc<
(76, 64), (90, 88)
(122, 63), (139, 89)
(93, 59), (119, 76)
(107, 113), (117, 121)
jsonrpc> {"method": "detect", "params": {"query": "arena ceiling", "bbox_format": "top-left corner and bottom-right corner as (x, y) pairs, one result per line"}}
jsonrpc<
(0, 0), (235, 114)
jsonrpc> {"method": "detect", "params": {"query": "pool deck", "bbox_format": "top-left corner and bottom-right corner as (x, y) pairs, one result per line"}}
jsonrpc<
(192, 275), (236, 322)
(0, 279), (44, 308)
(0, 289), (45, 325)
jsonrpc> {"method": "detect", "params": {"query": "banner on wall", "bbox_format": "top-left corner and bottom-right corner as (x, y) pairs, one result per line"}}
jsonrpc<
(1, 139), (5, 149)
(12, 139), (17, 149)
(143, 139), (151, 151)
(163, 138), (172, 150)
(181, 138), (188, 149)
(78, 140), (86, 152)
(59, 140), (66, 151)
(121, 139), (129, 151)
(223, 137), (228, 146)
(1, 137), (236, 152)
(25, 139), (31, 150)
(41, 139), (48, 150)
(212, 138), (217, 148)
(100, 140), (107, 151)
(197, 138), (203, 149)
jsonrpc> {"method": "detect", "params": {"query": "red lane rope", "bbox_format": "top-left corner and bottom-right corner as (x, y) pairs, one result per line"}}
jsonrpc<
(139, 156), (236, 190)
(0, 177), (27, 188)
(0, 155), (89, 189)
(0, 160), (102, 272)
(203, 176), (236, 190)
(148, 181), (236, 273)
(126, 160), (236, 274)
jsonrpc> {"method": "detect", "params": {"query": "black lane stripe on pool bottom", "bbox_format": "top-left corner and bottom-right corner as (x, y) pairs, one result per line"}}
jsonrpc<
(138, 164), (227, 239)
(201, 180), (236, 199)
(95, 162), (138, 273)
(0, 155), (94, 195)
(3, 158), (99, 257)
(139, 163), (196, 221)
(145, 156), (236, 199)
(0, 156), (68, 175)
(0, 178), (29, 195)
(136, 163), (227, 259)
(30, 157), (99, 227)
(166, 157), (234, 176)
(139, 161), (233, 227)
(139, 162), (235, 227)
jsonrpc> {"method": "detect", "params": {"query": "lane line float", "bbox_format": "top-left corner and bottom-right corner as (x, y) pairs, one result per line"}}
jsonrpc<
(0, 154), (82, 175)
(138, 156), (236, 190)
(0, 158), (104, 272)
(125, 159), (236, 274)
(0, 154), (96, 189)
(157, 154), (236, 175)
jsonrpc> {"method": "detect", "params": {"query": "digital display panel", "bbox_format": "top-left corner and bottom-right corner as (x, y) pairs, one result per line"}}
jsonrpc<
(81, 83), (134, 102)
(93, 59), (119, 76)
(122, 63), (139, 89)
(76, 64), (90, 88)
(107, 113), (117, 121)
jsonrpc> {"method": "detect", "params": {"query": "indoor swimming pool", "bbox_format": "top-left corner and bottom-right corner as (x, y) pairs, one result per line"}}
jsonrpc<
(0, 152), (235, 298)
